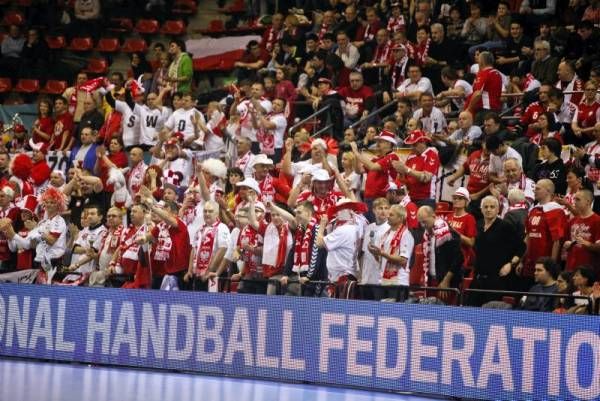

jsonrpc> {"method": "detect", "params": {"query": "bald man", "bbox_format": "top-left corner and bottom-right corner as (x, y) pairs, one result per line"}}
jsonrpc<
(521, 179), (567, 289)
(447, 111), (483, 145)
(563, 189), (600, 274)
(416, 206), (463, 295)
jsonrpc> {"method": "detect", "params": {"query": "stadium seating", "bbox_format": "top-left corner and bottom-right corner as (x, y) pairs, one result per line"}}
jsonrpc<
(40, 80), (68, 95)
(45, 35), (66, 50)
(84, 58), (109, 75)
(1, 10), (25, 26)
(108, 18), (133, 35)
(160, 20), (187, 36)
(95, 38), (120, 53)
(0, 78), (12, 94)
(14, 79), (40, 94)
(68, 37), (94, 52)
(135, 19), (160, 35)
(121, 38), (148, 53)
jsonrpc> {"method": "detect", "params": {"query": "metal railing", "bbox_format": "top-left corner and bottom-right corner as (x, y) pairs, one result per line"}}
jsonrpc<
(349, 98), (399, 130)
(288, 104), (331, 136)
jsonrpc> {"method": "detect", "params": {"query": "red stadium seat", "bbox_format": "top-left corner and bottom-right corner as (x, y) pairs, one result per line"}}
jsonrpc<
(135, 19), (159, 35)
(121, 38), (148, 53)
(46, 35), (66, 50)
(95, 38), (120, 53)
(435, 201), (451, 212)
(40, 80), (68, 95)
(173, 0), (198, 15)
(208, 19), (224, 32)
(68, 37), (93, 52)
(14, 79), (40, 94)
(84, 58), (109, 75)
(0, 78), (12, 93)
(2, 11), (25, 26)
(108, 18), (133, 34)
(160, 20), (187, 36)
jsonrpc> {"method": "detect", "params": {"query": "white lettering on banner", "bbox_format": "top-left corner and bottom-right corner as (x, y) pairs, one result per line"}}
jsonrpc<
(196, 306), (224, 363)
(167, 304), (194, 361)
(547, 329), (562, 396)
(512, 327), (547, 394)
(29, 297), (53, 350)
(347, 315), (374, 377)
(281, 310), (305, 370)
(319, 313), (346, 373)
(441, 322), (475, 387)
(477, 325), (514, 391)
(111, 302), (138, 357)
(565, 332), (600, 400)
(410, 319), (440, 384)
(6, 295), (30, 348)
(56, 298), (75, 352)
(86, 300), (112, 354)
(224, 307), (254, 367)
(256, 309), (279, 368)
(376, 317), (408, 379)
(140, 303), (167, 359)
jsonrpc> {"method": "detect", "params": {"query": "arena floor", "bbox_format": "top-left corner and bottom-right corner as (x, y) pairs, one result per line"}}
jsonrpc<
(0, 358), (451, 401)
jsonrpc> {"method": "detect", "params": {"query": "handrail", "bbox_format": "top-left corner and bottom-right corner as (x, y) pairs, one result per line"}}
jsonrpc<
(349, 98), (399, 130)
(288, 104), (331, 134)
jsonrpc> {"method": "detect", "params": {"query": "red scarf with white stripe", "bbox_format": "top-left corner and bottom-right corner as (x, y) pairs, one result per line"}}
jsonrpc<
(294, 217), (317, 270)
(259, 174), (275, 204)
(422, 218), (452, 280)
(381, 224), (407, 279)
(373, 41), (392, 64)
(194, 220), (220, 275)
(262, 222), (290, 277)
(415, 38), (430, 67)
(239, 223), (263, 276)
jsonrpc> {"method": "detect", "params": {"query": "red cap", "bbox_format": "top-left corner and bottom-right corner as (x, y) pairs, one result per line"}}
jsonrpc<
(404, 130), (431, 145)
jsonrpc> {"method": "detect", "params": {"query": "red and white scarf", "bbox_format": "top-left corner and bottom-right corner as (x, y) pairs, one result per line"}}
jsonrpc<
(236, 151), (253, 173)
(101, 225), (124, 254)
(128, 161), (146, 196)
(262, 222), (291, 277)
(373, 41), (392, 64)
(392, 57), (409, 90)
(415, 38), (430, 67)
(318, 23), (330, 41)
(381, 225), (407, 279)
(422, 218), (452, 281)
(387, 15), (406, 33)
(259, 174), (275, 204)
(238, 223), (263, 276)
(257, 113), (280, 155)
(265, 27), (282, 52)
(293, 217), (318, 272)
(194, 220), (220, 275)
(120, 224), (146, 260)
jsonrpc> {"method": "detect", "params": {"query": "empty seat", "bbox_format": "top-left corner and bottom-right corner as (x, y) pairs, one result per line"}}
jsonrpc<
(173, 0), (198, 15)
(46, 35), (66, 50)
(160, 20), (187, 36)
(68, 37), (93, 52)
(84, 58), (108, 75)
(14, 79), (40, 94)
(108, 18), (133, 34)
(2, 11), (25, 26)
(40, 80), (68, 95)
(0, 78), (12, 93)
(208, 19), (224, 32)
(121, 38), (148, 53)
(135, 19), (159, 35)
(95, 37), (120, 53)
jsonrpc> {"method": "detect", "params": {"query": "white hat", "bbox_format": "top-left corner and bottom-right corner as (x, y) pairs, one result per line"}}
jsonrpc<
(453, 187), (470, 202)
(311, 138), (328, 150)
(252, 154), (274, 167)
(387, 182), (398, 191)
(311, 169), (333, 182)
(236, 177), (261, 195)
(254, 201), (266, 212)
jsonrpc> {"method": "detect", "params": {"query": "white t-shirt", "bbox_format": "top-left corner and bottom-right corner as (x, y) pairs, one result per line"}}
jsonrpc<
(397, 77), (434, 99)
(238, 98), (273, 141)
(268, 113), (287, 149)
(135, 104), (170, 146)
(225, 226), (241, 261)
(71, 224), (107, 273)
(204, 110), (226, 152)
(412, 107), (447, 134)
(157, 149), (193, 187)
(361, 221), (390, 285)
(15, 214), (68, 264)
(451, 79), (473, 110)
(324, 223), (360, 282)
(192, 222), (231, 268)
(380, 226), (414, 286)
(115, 100), (139, 148)
(448, 125), (483, 143)
(165, 108), (205, 142)
(489, 146), (522, 177)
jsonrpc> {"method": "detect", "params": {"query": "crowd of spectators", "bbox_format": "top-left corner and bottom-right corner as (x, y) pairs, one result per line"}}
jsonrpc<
(1, 0), (600, 313)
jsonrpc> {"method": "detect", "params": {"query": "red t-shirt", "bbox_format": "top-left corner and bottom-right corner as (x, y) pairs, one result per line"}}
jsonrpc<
(576, 101), (600, 129)
(297, 190), (343, 217)
(566, 213), (600, 273)
(364, 152), (399, 200)
(463, 150), (489, 194)
(520, 101), (546, 138)
(50, 112), (74, 150)
(151, 218), (191, 274)
(404, 200), (419, 229)
(337, 85), (375, 117)
(404, 148), (440, 201)
(525, 204), (567, 277)
(33, 116), (54, 144)
(465, 67), (503, 112)
(446, 212), (477, 268)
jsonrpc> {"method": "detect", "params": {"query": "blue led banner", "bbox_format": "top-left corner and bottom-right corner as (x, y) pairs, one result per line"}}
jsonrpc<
(0, 283), (598, 401)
